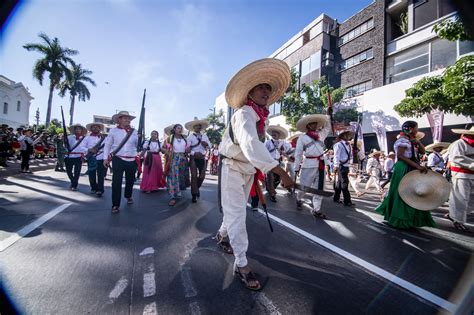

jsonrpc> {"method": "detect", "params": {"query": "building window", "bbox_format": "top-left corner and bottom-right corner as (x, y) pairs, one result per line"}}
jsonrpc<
(338, 48), (373, 71)
(339, 18), (374, 46)
(431, 38), (456, 71)
(343, 80), (372, 99)
(301, 57), (311, 76)
(459, 40), (474, 57)
(414, 0), (456, 30)
(291, 64), (299, 75)
(385, 43), (429, 84)
(3, 102), (8, 115)
(300, 51), (322, 76)
(17, 101), (21, 111)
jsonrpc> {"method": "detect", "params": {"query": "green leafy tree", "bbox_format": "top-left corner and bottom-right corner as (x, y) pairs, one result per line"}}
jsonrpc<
(206, 110), (226, 145)
(433, 17), (472, 41)
(59, 63), (96, 125)
(280, 71), (345, 130)
(333, 108), (362, 125)
(23, 33), (78, 128)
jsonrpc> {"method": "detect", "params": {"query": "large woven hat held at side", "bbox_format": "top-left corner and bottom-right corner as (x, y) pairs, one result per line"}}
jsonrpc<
(225, 58), (291, 109)
(295, 114), (327, 133)
(398, 170), (450, 211)
(267, 125), (288, 140)
(185, 117), (209, 131)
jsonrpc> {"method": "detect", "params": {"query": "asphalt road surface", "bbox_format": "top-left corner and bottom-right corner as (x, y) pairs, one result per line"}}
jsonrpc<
(1, 168), (473, 314)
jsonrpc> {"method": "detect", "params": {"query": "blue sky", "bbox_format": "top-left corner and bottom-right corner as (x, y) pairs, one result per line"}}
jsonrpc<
(0, 0), (371, 135)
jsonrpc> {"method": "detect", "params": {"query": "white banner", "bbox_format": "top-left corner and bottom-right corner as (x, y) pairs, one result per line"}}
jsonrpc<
(426, 110), (444, 142)
(372, 120), (388, 154)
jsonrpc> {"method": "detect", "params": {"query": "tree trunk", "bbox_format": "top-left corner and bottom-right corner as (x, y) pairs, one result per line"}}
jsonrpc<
(69, 95), (76, 126)
(45, 83), (54, 128)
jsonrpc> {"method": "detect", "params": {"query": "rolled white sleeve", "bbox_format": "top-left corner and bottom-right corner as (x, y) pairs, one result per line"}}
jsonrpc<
(294, 136), (304, 170)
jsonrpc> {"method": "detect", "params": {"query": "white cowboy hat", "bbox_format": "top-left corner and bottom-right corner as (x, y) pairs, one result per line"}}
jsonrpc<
(335, 128), (355, 139)
(267, 125), (288, 140)
(398, 169), (450, 211)
(68, 123), (87, 134)
(225, 58), (290, 109)
(451, 126), (474, 135)
(112, 111), (136, 124)
(369, 149), (384, 157)
(185, 117), (209, 131)
(295, 114), (327, 133)
(288, 132), (303, 142)
(425, 141), (450, 152)
(85, 122), (104, 132)
(388, 151), (395, 156)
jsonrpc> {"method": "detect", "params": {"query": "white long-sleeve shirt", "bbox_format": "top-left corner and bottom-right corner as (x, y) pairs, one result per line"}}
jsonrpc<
(333, 141), (352, 168)
(188, 132), (210, 156)
(143, 140), (162, 152)
(366, 157), (382, 177)
(384, 157), (394, 172)
(103, 127), (138, 162)
(82, 134), (106, 160)
(293, 116), (331, 170)
(264, 138), (282, 160)
(427, 152), (444, 172)
(17, 135), (35, 151)
(66, 135), (86, 158)
(448, 138), (474, 179)
(219, 105), (278, 175)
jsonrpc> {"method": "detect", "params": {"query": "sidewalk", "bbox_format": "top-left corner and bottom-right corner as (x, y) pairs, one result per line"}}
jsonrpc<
(0, 156), (57, 179)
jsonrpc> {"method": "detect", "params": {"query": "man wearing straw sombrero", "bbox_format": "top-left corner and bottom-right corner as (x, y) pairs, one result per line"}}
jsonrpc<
(333, 128), (356, 207)
(426, 141), (450, 174)
(185, 117), (211, 203)
(82, 122), (107, 197)
(216, 58), (294, 291)
(65, 123), (87, 191)
(365, 149), (384, 199)
(103, 111), (138, 213)
(446, 125), (474, 232)
(293, 114), (331, 217)
(264, 124), (288, 202)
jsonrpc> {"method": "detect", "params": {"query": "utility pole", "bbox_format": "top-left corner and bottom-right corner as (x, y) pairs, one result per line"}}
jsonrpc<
(35, 108), (40, 132)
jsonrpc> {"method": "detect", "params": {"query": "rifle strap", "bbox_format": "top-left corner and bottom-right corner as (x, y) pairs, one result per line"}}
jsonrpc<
(111, 128), (135, 157)
(68, 136), (85, 153)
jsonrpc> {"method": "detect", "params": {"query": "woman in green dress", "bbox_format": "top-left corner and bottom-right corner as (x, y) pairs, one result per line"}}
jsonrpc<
(376, 121), (436, 229)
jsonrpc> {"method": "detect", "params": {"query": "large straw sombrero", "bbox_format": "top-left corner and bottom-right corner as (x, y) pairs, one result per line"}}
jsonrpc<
(398, 170), (450, 211)
(185, 117), (209, 131)
(369, 149), (384, 157)
(112, 111), (136, 124)
(225, 58), (290, 109)
(164, 124), (176, 137)
(288, 132), (303, 142)
(296, 114), (327, 133)
(267, 125), (288, 140)
(425, 141), (450, 152)
(451, 126), (474, 135)
(68, 123), (87, 134)
(86, 122), (104, 132)
(396, 131), (425, 140)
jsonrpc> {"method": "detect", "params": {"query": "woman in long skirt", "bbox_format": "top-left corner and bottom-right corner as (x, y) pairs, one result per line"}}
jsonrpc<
(376, 121), (436, 229)
(140, 130), (166, 193)
(164, 124), (190, 206)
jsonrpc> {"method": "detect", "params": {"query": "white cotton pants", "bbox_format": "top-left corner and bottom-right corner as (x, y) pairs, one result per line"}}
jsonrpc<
(286, 162), (295, 180)
(365, 176), (382, 191)
(349, 175), (361, 194)
(448, 175), (473, 223)
(297, 167), (323, 213)
(218, 163), (254, 268)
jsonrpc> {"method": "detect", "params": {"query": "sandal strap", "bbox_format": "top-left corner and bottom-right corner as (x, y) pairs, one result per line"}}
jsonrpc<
(235, 267), (260, 289)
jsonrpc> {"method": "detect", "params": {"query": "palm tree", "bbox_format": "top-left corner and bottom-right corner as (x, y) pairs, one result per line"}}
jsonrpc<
(23, 33), (78, 128)
(59, 64), (96, 125)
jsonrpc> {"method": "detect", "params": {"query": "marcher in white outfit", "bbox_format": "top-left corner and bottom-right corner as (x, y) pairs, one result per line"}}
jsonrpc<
(447, 126), (474, 232)
(294, 114), (331, 218)
(264, 125), (288, 202)
(425, 142), (450, 174)
(365, 150), (384, 195)
(216, 58), (293, 291)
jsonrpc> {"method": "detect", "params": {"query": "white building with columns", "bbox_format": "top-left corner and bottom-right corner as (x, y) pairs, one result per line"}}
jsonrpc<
(0, 75), (34, 128)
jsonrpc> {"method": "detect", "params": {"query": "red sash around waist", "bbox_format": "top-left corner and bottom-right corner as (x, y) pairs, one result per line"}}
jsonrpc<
(451, 166), (474, 174)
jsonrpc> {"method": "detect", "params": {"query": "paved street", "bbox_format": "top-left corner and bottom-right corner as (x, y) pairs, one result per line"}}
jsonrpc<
(0, 168), (473, 314)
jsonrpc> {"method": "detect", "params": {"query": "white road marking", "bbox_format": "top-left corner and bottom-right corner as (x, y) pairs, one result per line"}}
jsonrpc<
(400, 239), (425, 253)
(143, 302), (157, 315)
(256, 209), (457, 313)
(108, 276), (129, 301)
(325, 221), (356, 239)
(143, 268), (156, 297)
(254, 292), (282, 315)
(0, 203), (72, 252)
(181, 267), (197, 298)
(188, 301), (201, 315)
(140, 247), (155, 256)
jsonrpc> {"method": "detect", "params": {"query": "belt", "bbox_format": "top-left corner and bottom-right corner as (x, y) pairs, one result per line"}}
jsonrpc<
(451, 166), (474, 174)
(305, 155), (323, 159)
(116, 155), (137, 158)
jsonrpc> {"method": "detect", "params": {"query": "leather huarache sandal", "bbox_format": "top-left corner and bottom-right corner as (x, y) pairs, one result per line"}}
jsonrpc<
(111, 206), (120, 214)
(215, 232), (233, 254)
(234, 266), (261, 291)
(168, 199), (177, 206)
(311, 211), (327, 219)
(453, 221), (471, 232)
